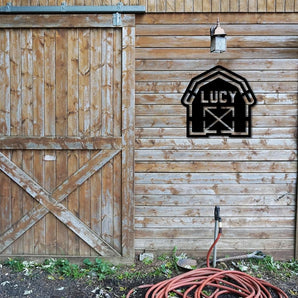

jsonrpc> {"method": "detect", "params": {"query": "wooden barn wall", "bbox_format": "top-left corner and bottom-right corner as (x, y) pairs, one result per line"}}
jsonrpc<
(0, 0), (297, 260)
(134, 13), (298, 259)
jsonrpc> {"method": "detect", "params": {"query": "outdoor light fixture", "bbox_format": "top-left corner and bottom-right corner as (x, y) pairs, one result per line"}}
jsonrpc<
(210, 18), (226, 53)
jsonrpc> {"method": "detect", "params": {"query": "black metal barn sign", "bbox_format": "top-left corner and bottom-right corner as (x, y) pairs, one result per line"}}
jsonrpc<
(181, 65), (256, 138)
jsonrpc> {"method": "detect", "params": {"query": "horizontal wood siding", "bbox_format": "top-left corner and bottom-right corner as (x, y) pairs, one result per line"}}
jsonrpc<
(134, 13), (298, 259)
(0, 0), (297, 12)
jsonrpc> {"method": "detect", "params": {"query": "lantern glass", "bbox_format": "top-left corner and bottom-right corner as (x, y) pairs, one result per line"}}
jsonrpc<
(210, 35), (226, 53)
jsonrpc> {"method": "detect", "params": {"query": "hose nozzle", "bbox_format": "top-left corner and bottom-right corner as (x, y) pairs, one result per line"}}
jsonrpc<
(214, 206), (220, 221)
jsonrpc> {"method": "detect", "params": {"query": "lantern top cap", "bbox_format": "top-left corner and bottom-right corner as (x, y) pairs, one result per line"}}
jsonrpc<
(210, 18), (226, 36)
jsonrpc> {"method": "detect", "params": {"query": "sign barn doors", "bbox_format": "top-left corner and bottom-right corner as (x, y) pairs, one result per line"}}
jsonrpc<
(0, 14), (135, 260)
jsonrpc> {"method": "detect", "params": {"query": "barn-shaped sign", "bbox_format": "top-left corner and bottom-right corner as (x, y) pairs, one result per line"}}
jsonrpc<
(181, 65), (256, 137)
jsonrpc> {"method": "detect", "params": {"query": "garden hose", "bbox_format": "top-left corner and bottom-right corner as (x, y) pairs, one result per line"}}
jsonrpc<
(126, 217), (288, 298)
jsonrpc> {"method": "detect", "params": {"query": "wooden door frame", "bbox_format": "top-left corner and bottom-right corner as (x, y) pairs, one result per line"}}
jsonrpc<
(0, 14), (135, 262)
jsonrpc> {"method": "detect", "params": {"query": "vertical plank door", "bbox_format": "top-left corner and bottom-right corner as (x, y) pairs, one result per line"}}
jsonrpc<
(0, 14), (135, 261)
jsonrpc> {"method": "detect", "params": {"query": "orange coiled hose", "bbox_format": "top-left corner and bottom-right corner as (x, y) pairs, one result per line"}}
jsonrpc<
(126, 232), (288, 298)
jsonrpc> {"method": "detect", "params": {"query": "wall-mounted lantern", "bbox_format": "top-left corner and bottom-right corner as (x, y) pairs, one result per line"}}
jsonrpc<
(210, 18), (226, 53)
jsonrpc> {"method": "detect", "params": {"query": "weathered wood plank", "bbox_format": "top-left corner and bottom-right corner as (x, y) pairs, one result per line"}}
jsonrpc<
(136, 81), (297, 93)
(10, 150), (24, 254)
(136, 138), (295, 150)
(0, 136), (122, 149)
(135, 194), (295, 206)
(0, 29), (10, 136)
(135, 149), (296, 161)
(90, 28), (102, 137)
(44, 30), (56, 136)
(67, 28), (80, 255)
(135, 127), (297, 139)
(33, 151), (46, 254)
(0, 167), (11, 246)
(203, 0), (211, 12)
(44, 29), (57, 254)
(32, 28), (45, 255)
(21, 29), (35, 254)
(9, 29), (22, 137)
(249, 0), (258, 11)
(135, 205), (295, 217)
(90, 163), (101, 257)
(101, 28), (113, 136)
(102, 158), (114, 248)
(135, 172), (297, 185)
(44, 151), (57, 254)
(296, 185), (298, 259)
(79, 151), (92, 256)
(56, 29), (68, 137)
(136, 59), (298, 71)
(136, 13), (298, 24)
(32, 29), (45, 137)
(78, 29), (91, 137)
(0, 14), (135, 28)
(136, 48), (298, 60)
(89, 27), (103, 257)
(135, 104), (297, 116)
(135, 238), (294, 250)
(136, 24), (298, 36)
(56, 150), (69, 255)
(136, 93), (297, 105)
(113, 28), (122, 137)
(136, 35), (298, 48)
(135, 216), (295, 228)
(121, 25), (135, 259)
(113, 153), (122, 251)
(135, 183), (295, 195)
(136, 70), (298, 81)
(66, 152), (80, 255)
(267, 0), (275, 12)
(135, 227), (294, 239)
(67, 29), (79, 138)
(136, 115), (297, 127)
(285, 0), (295, 12)
(258, 0), (267, 12)
(135, 161), (296, 173)
(22, 150), (35, 254)
(185, 0), (193, 12)
(21, 29), (33, 136)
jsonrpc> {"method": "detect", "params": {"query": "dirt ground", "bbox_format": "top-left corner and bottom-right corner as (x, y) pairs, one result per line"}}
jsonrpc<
(1, 258), (297, 298)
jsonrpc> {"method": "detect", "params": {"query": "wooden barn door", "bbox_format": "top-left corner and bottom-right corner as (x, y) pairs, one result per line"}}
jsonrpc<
(0, 15), (135, 260)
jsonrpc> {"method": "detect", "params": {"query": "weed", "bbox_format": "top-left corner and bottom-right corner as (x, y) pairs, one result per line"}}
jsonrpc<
(142, 256), (153, 265)
(116, 269), (145, 280)
(233, 256), (298, 279)
(83, 258), (116, 280)
(3, 257), (116, 280)
(42, 258), (85, 279)
(4, 258), (25, 272)
(150, 247), (183, 278)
